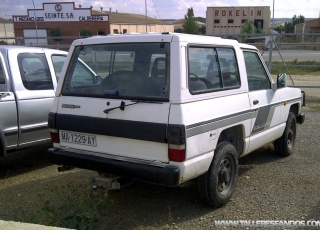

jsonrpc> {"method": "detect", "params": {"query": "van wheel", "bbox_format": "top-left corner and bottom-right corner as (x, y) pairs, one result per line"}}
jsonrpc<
(198, 141), (238, 208)
(274, 112), (296, 156)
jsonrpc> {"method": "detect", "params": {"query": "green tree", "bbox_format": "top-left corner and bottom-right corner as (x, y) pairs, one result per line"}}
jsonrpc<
(282, 15), (305, 33)
(292, 14), (305, 26)
(255, 22), (263, 34)
(274, 25), (285, 33)
(80, 27), (92, 37)
(284, 22), (294, 33)
(48, 28), (62, 43)
(182, 7), (199, 34)
(241, 20), (255, 42)
(241, 20), (263, 41)
(241, 20), (255, 34)
(199, 25), (206, 35)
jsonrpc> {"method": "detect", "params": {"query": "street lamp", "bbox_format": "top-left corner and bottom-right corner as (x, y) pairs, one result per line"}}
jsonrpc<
(31, 0), (38, 45)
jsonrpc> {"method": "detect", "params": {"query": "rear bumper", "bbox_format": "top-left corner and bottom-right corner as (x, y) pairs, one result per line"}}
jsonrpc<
(47, 148), (180, 187)
(296, 113), (305, 125)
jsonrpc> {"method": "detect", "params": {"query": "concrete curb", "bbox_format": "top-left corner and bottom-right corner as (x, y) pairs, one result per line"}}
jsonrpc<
(0, 220), (73, 230)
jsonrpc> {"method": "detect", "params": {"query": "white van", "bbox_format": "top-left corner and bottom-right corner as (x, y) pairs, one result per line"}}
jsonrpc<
(47, 33), (305, 208)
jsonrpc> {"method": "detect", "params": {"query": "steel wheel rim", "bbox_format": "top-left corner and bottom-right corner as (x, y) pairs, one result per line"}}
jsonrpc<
(217, 155), (235, 195)
(287, 120), (295, 150)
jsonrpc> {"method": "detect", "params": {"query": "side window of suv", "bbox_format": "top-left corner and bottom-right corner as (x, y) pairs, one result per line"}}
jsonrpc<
(243, 51), (271, 91)
(18, 53), (53, 90)
(188, 46), (240, 94)
(51, 55), (67, 82)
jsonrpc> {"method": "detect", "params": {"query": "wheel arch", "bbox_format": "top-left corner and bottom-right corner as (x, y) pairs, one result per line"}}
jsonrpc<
(217, 125), (244, 158)
(0, 135), (5, 157)
(289, 103), (301, 117)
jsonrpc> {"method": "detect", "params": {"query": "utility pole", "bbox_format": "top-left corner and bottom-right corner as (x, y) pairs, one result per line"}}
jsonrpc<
(268, 0), (274, 73)
(31, 0), (38, 45)
(145, 0), (148, 32)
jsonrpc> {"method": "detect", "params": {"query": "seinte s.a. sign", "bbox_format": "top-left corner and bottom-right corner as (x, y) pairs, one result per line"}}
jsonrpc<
(13, 2), (108, 22)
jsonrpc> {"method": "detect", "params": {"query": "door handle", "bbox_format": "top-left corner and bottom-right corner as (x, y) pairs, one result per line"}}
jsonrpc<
(0, 93), (10, 98)
(253, 100), (259, 105)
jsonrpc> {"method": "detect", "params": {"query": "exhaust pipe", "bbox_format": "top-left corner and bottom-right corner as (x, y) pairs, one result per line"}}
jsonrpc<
(57, 165), (74, 172)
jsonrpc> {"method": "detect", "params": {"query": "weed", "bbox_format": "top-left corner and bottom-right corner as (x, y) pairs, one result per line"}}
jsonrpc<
(36, 182), (113, 230)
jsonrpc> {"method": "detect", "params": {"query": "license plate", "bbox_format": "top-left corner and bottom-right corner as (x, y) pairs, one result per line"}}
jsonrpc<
(60, 131), (97, 147)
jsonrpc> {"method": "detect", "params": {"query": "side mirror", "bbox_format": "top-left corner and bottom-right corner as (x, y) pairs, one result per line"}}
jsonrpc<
(277, 73), (286, 89)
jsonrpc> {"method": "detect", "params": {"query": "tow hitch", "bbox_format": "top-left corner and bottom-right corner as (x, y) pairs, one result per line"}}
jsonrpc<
(90, 174), (121, 193)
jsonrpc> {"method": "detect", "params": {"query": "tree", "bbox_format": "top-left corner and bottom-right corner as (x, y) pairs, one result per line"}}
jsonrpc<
(48, 27), (62, 43)
(292, 14), (305, 26)
(280, 14), (305, 33)
(80, 28), (92, 37)
(199, 25), (206, 35)
(284, 22), (294, 33)
(240, 20), (264, 41)
(182, 7), (199, 34)
(255, 22), (263, 34)
(274, 25), (285, 33)
(241, 20), (255, 34)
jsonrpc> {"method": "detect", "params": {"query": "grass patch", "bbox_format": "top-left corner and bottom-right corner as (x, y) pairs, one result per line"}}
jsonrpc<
(33, 182), (113, 230)
(267, 61), (320, 75)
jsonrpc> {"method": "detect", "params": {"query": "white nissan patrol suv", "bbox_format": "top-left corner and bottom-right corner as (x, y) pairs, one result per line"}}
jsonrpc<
(47, 33), (305, 208)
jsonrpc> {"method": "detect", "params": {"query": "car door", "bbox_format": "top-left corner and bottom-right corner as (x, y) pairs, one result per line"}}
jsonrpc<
(0, 52), (18, 151)
(10, 49), (55, 147)
(243, 50), (281, 153)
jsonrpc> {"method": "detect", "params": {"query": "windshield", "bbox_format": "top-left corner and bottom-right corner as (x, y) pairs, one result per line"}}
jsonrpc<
(62, 42), (170, 101)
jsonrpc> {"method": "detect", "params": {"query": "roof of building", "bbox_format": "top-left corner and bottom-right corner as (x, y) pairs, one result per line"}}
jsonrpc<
(93, 11), (170, 25)
(305, 18), (320, 27)
(173, 19), (206, 26)
(0, 17), (12, 23)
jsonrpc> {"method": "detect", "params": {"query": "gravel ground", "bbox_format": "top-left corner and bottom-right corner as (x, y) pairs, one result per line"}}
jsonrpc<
(0, 103), (319, 230)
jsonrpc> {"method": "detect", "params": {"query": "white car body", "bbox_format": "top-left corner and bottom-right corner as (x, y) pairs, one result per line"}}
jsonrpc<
(47, 33), (305, 206)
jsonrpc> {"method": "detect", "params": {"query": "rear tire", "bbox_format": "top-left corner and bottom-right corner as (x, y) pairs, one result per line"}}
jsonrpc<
(274, 112), (296, 156)
(198, 141), (238, 208)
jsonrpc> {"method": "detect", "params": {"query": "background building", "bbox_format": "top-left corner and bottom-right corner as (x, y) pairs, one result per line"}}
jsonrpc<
(0, 18), (14, 44)
(12, 2), (173, 47)
(206, 6), (270, 35)
(13, 2), (109, 46)
(295, 18), (320, 43)
(172, 18), (205, 32)
(106, 11), (173, 34)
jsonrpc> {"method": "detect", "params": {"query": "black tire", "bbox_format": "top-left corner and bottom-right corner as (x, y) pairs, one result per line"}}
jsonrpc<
(274, 112), (296, 156)
(197, 141), (238, 208)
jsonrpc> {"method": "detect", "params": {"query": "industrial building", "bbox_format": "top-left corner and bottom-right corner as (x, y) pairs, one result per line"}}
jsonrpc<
(11, 1), (173, 46)
(206, 6), (270, 35)
(0, 18), (14, 44)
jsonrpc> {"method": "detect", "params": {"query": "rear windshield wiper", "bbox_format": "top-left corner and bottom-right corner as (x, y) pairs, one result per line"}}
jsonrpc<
(103, 99), (163, 114)
(103, 101), (139, 114)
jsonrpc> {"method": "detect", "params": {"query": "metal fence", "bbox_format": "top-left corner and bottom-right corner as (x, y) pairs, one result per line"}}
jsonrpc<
(241, 33), (320, 103)
(1, 33), (319, 103)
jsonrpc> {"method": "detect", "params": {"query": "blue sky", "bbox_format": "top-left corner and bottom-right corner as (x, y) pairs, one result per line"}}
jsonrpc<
(1, 0), (319, 20)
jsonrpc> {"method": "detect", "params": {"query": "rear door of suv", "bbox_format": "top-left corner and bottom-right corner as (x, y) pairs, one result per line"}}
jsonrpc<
(54, 40), (172, 163)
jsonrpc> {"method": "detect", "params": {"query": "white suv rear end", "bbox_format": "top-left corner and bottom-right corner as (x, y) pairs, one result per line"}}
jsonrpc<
(48, 33), (304, 208)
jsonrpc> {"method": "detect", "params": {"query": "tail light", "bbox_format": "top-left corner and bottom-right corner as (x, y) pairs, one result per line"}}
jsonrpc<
(48, 113), (59, 143)
(50, 129), (60, 143)
(167, 125), (186, 162)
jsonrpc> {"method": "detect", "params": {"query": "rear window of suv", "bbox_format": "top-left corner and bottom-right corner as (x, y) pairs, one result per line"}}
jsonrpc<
(62, 42), (170, 102)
